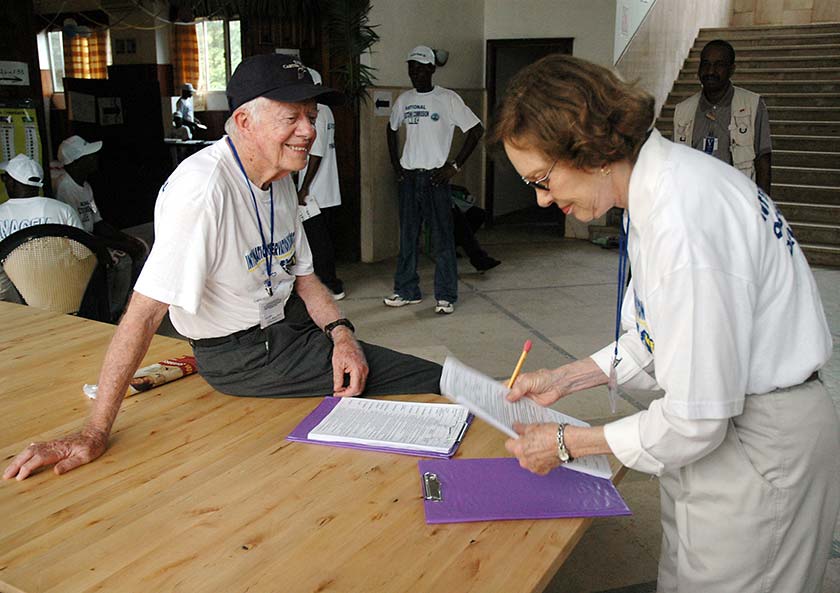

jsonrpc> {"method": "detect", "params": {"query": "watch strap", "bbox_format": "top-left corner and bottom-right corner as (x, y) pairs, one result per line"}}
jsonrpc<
(557, 423), (573, 463)
(324, 318), (355, 340)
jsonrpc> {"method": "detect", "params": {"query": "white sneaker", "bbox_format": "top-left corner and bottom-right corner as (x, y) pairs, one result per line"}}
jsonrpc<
(332, 291), (346, 301)
(435, 300), (454, 314)
(384, 294), (422, 307)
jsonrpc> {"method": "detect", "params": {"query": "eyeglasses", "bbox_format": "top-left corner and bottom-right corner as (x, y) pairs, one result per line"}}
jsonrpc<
(521, 160), (557, 192)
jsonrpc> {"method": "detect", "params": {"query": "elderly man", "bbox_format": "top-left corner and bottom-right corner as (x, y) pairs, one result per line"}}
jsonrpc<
(4, 54), (441, 482)
(673, 39), (772, 193)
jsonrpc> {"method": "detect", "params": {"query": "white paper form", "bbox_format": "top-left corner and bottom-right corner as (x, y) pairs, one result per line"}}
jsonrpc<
(440, 356), (612, 479)
(308, 398), (470, 454)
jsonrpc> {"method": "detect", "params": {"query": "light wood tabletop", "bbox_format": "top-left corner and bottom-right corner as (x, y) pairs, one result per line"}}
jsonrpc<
(0, 301), (623, 593)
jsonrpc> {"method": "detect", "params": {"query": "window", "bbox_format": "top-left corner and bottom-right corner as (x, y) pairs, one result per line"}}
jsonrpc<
(47, 31), (66, 92)
(195, 19), (241, 92)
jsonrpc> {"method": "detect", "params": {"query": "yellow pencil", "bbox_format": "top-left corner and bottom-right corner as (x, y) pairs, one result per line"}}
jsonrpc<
(507, 339), (533, 388)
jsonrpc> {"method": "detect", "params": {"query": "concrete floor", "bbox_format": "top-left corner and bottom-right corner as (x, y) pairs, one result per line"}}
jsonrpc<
(158, 223), (840, 593)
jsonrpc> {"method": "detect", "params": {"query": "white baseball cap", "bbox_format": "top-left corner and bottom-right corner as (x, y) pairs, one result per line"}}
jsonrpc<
(406, 45), (435, 65)
(0, 154), (44, 187)
(58, 135), (103, 165)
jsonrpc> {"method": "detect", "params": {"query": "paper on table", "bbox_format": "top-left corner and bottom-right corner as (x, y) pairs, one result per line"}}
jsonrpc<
(440, 356), (612, 480)
(308, 397), (470, 454)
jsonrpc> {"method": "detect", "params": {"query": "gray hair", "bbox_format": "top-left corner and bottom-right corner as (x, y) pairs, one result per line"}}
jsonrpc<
(224, 96), (270, 137)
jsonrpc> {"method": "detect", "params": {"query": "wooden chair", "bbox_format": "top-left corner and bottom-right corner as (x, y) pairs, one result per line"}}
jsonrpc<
(0, 223), (113, 322)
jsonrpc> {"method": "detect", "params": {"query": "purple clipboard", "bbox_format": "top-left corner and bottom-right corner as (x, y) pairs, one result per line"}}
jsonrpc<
(286, 397), (473, 459)
(418, 457), (631, 524)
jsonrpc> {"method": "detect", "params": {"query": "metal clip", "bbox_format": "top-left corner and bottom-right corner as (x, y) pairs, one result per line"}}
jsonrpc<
(422, 472), (442, 502)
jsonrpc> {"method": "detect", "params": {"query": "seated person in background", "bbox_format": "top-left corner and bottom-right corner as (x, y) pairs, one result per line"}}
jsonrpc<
(53, 135), (148, 318)
(171, 112), (192, 140)
(3, 53), (442, 482)
(450, 185), (500, 273)
(175, 83), (206, 135)
(0, 154), (84, 302)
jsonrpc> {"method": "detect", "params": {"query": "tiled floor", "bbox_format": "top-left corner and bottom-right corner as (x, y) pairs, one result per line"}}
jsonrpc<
(158, 223), (840, 593)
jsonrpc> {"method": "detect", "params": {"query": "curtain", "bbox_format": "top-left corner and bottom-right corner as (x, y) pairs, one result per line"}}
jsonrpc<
(63, 29), (108, 79)
(172, 24), (200, 91)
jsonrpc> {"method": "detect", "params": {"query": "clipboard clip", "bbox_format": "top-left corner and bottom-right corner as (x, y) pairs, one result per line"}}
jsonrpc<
(422, 472), (442, 502)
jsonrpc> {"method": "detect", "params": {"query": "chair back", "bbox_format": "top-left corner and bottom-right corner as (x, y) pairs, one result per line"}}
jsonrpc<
(0, 224), (112, 321)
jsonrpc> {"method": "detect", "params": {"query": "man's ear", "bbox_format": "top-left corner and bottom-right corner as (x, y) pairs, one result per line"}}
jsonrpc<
(232, 108), (250, 135)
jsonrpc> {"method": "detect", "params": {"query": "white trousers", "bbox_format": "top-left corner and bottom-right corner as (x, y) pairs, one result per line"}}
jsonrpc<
(657, 379), (840, 593)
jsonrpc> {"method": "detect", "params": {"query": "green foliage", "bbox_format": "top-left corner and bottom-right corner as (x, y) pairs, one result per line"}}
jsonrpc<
(322, 0), (379, 103)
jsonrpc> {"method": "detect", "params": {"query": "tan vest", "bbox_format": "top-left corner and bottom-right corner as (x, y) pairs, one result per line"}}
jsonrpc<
(673, 86), (761, 180)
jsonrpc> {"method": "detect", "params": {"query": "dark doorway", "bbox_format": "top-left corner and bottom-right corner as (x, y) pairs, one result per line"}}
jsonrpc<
(485, 38), (573, 228)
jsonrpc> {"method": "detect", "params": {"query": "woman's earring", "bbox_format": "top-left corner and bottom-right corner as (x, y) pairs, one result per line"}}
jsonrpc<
(600, 165), (612, 176)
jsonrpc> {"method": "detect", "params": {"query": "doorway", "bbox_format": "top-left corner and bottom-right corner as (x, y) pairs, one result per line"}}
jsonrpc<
(485, 38), (573, 227)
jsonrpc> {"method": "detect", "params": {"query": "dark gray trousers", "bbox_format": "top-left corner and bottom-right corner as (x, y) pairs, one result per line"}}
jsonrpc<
(192, 294), (442, 398)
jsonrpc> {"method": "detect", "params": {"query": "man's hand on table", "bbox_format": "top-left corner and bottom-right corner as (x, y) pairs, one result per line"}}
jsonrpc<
(3, 426), (109, 481)
(331, 327), (369, 397)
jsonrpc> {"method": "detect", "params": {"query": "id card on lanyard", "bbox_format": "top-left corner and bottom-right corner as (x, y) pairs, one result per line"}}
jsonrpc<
(227, 137), (287, 329)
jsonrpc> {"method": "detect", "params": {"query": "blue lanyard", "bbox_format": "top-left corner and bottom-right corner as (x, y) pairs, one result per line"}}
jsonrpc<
(607, 212), (630, 413)
(613, 213), (630, 353)
(226, 137), (275, 296)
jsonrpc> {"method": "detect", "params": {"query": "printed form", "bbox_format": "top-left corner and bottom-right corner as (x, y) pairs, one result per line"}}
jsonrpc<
(308, 398), (469, 454)
(441, 356), (612, 479)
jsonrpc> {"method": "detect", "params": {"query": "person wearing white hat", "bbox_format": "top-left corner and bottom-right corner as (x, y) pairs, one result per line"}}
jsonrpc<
(53, 135), (148, 317)
(385, 45), (484, 315)
(296, 67), (345, 300)
(175, 82), (205, 133)
(0, 154), (84, 301)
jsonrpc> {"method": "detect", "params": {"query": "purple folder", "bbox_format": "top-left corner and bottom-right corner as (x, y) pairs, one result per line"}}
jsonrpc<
(286, 396), (472, 459)
(418, 457), (631, 524)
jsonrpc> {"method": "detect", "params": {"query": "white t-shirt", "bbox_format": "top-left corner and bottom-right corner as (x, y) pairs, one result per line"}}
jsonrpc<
(53, 173), (103, 233)
(176, 96), (195, 122)
(298, 104), (341, 209)
(390, 86), (480, 170)
(590, 129), (832, 475)
(0, 197), (83, 240)
(134, 137), (314, 339)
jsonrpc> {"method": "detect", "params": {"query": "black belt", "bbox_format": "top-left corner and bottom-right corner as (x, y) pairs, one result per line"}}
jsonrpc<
(189, 324), (261, 348)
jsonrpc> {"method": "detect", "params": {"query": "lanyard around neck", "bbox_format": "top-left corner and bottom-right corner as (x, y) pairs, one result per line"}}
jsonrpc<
(607, 212), (630, 413)
(226, 137), (275, 296)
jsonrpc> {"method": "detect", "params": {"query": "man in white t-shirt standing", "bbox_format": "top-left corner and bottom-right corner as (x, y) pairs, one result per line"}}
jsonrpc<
(297, 67), (345, 300)
(4, 53), (442, 482)
(385, 45), (483, 315)
(0, 154), (84, 301)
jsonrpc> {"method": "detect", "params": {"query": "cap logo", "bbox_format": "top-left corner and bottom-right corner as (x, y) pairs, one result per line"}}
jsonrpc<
(283, 59), (308, 80)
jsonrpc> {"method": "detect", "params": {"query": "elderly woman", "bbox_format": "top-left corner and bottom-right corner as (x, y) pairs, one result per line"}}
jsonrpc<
(492, 54), (839, 592)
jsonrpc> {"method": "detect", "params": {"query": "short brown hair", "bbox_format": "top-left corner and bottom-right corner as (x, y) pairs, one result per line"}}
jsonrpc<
(489, 54), (655, 169)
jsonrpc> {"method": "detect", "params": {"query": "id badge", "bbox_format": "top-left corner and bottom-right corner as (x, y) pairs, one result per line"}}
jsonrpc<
(703, 136), (718, 155)
(258, 291), (286, 329)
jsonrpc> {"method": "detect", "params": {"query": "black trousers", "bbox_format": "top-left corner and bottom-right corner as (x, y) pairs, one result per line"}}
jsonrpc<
(302, 208), (343, 294)
(192, 294), (442, 398)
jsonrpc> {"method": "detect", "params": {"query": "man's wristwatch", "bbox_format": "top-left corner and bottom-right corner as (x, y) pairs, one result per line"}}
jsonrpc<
(324, 318), (355, 341)
(448, 160), (460, 172)
(557, 423), (573, 463)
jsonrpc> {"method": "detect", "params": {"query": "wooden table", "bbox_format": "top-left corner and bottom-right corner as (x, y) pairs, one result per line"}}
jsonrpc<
(0, 302), (623, 593)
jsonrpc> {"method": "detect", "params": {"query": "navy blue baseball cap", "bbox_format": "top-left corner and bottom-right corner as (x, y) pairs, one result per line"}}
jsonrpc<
(226, 53), (344, 111)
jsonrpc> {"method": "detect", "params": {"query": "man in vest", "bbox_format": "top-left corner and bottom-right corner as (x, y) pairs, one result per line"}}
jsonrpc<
(673, 39), (772, 194)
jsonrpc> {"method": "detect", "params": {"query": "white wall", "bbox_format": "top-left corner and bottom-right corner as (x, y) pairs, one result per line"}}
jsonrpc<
(616, 0), (734, 114)
(483, 0), (616, 67)
(613, 0), (656, 63)
(368, 0), (485, 88)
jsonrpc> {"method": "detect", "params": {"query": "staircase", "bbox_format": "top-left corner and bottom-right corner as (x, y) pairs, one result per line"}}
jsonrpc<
(654, 22), (840, 267)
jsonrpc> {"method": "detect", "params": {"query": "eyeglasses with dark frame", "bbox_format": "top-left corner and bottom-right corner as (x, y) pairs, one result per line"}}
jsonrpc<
(520, 160), (557, 192)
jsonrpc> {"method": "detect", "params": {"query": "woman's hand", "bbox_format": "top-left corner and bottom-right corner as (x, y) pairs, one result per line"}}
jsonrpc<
(508, 358), (610, 407)
(505, 422), (560, 475)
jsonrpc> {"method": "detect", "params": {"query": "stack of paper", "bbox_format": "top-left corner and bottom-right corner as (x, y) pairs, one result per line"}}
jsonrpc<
(440, 356), (613, 479)
(287, 397), (471, 458)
